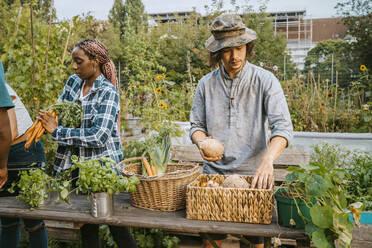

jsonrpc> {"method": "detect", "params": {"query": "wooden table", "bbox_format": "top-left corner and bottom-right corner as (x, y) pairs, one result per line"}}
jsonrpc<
(0, 193), (311, 248)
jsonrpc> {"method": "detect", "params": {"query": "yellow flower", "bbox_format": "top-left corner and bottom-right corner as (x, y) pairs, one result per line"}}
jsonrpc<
(360, 65), (366, 71)
(33, 97), (38, 101)
(156, 74), (163, 80)
(161, 73), (166, 79)
(158, 100), (167, 109)
(155, 87), (162, 94)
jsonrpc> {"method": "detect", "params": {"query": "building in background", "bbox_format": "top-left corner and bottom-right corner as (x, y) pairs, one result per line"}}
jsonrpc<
(148, 10), (348, 70)
(269, 10), (348, 70)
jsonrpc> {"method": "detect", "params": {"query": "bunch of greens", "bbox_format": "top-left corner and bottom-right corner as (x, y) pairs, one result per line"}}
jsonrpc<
(48, 101), (83, 128)
(71, 155), (139, 195)
(123, 125), (178, 160)
(282, 144), (364, 248)
(147, 133), (171, 176)
(8, 168), (72, 209)
(345, 151), (372, 211)
(9, 169), (52, 209)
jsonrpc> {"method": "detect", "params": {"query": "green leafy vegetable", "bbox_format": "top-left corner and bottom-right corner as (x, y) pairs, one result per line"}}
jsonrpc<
(48, 101), (83, 128)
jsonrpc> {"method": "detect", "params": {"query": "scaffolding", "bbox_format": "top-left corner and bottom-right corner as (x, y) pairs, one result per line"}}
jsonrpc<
(269, 10), (314, 70)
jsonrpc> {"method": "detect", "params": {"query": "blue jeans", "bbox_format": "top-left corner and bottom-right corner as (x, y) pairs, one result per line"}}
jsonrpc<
(0, 218), (48, 248)
(0, 141), (48, 248)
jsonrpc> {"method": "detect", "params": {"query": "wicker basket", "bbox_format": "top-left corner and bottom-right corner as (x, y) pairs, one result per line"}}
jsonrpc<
(186, 174), (274, 224)
(118, 157), (201, 211)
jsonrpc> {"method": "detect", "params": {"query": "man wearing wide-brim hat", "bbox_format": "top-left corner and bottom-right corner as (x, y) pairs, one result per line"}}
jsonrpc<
(190, 14), (293, 248)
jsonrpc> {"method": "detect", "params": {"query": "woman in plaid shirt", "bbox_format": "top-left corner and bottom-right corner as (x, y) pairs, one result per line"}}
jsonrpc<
(39, 39), (137, 248)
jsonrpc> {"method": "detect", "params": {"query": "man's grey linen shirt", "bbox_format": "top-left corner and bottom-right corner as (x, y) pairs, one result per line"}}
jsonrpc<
(189, 62), (293, 174)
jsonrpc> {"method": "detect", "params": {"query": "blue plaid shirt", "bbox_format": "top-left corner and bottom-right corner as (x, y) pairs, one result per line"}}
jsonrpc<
(52, 74), (122, 174)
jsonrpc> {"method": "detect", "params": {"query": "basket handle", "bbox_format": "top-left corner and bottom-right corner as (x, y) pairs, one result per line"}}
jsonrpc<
(117, 157), (145, 170)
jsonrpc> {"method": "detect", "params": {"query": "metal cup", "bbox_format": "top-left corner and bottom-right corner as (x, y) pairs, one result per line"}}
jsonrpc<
(90, 192), (113, 218)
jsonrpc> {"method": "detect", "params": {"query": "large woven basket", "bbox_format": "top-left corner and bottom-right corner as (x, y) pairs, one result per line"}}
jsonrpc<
(118, 157), (201, 211)
(186, 174), (274, 224)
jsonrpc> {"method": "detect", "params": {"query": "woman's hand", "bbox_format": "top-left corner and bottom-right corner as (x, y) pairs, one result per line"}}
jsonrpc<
(251, 156), (274, 189)
(38, 110), (58, 134)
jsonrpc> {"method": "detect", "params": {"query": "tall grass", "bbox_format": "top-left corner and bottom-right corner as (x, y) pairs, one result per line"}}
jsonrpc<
(283, 73), (371, 133)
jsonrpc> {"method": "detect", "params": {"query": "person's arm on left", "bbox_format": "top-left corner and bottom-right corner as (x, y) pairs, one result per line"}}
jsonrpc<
(251, 73), (293, 189)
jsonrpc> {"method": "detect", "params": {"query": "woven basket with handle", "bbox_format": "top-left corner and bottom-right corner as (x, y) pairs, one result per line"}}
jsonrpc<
(118, 157), (201, 211)
(186, 174), (274, 224)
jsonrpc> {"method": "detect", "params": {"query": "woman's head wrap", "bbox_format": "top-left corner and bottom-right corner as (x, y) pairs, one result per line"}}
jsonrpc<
(75, 39), (118, 89)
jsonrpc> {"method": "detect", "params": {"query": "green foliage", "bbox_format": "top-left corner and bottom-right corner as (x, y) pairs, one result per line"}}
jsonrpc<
(71, 156), (139, 195)
(122, 126), (181, 160)
(282, 77), (371, 132)
(303, 39), (356, 88)
(8, 168), (72, 209)
(344, 151), (372, 210)
(282, 144), (366, 248)
(1, 1), (69, 117)
(8, 168), (50, 209)
(148, 133), (171, 175)
(132, 228), (179, 248)
(108, 0), (126, 38)
(48, 101), (83, 128)
(336, 0), (372, 69)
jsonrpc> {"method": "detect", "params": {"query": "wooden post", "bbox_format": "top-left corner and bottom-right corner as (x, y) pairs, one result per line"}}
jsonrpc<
(30, 4), (35, 87)
(296, 237), (310, 248)
(264, 237), (271, 248)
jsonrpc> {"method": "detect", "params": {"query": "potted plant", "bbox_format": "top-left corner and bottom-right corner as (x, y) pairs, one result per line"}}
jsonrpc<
(71, 155), (139, 217)
(276, 144), (363, 248)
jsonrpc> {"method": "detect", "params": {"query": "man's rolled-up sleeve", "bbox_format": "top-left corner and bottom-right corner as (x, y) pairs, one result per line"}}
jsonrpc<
(263, 74), (293, 147)
(189, 81), (207, 142)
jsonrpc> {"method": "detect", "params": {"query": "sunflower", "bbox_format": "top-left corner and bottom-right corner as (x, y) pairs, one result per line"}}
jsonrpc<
(156, 74), (163, 80)
(155, 87), (162, 94)
(33, 97), (38, 101)
(161, 73), (166, 79)
(360, 65), (366, 71)
(158, 100), (167, 109)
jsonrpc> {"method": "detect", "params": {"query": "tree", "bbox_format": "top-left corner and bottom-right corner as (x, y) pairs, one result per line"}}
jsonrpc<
(108, 0), (126, 39)
(123, 0), (148, 35)
(336, 0), (372, 68)
(303, 39), (356, 87)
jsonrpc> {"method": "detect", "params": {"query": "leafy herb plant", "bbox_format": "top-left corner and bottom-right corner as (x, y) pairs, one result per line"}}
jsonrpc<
(8, 168), (72, 209)
(281, 144), (364, 248)
(9, 169), (52, 209)
(71, 155), (139, 196)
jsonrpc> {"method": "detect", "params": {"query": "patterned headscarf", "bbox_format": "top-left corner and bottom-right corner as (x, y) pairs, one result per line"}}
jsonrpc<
(75, 39), (118, 89)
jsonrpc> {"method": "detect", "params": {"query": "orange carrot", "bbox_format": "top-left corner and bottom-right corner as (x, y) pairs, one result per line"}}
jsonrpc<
(151, 166), (157, 176)
(25, 122), (42, 149)
(34, 126), (45, 143)
(142, 157), (153, 176)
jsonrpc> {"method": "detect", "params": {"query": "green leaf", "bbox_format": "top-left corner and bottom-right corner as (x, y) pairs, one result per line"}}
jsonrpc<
(311, 229), (334, 248)
(299, 163), (319, 171)
(305, 222), (318, 236)
(306, 175), (331, 197)
(285, 171), (299, 183)
(286, 166), (299, 172)
(60, 188), (69, 200)
(310, 205), (333, 228)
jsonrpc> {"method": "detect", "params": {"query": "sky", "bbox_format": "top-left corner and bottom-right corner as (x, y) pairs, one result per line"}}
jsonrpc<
(54, 0), (341, 21)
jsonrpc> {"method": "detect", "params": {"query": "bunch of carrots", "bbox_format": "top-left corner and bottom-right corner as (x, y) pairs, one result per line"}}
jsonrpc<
(142, 157), (158, 176)
(25, 110), (57, 149)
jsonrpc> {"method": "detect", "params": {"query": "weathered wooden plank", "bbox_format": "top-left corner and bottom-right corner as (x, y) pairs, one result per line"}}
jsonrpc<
(0, 194), (307, 240)
(351, 240), (372, 248)
(352, 224), (372, 242)
(171, 145), (310, 166)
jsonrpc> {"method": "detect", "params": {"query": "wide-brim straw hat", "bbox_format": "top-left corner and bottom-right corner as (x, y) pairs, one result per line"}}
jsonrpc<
(205, 14), (258, 53)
